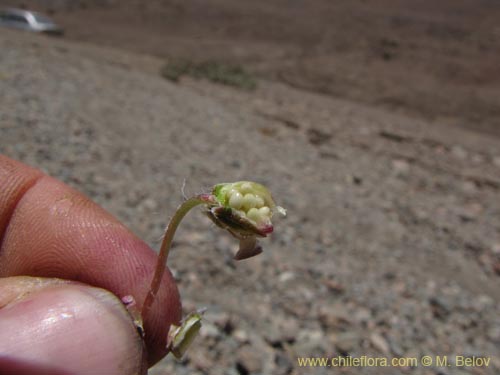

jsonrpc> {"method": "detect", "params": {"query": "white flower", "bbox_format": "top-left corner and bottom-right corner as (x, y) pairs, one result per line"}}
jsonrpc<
(205, 181), (286, 260)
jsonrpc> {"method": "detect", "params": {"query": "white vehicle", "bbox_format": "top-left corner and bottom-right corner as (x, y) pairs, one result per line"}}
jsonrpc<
(0, 8), (63, 35)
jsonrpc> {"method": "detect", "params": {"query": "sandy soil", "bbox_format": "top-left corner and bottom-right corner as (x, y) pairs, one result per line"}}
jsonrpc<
(2, 0), (500, 136)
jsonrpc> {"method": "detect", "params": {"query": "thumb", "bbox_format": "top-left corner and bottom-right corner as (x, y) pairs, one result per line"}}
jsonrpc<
(0, 276), (148, 375)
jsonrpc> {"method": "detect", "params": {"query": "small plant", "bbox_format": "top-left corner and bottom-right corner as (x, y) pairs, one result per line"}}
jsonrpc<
(160, 59), (192, 82)
(141, 181), (285, 358)
(161, 59), (257, 90)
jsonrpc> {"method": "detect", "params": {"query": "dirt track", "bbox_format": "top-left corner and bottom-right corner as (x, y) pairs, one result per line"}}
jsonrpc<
(1, 1), (500, 375)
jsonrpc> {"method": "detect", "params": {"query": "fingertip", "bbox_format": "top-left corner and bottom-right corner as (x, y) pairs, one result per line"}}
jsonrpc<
(0, 154), (43, 243)
(0, 277), (148, 375)
(0, 156), (182, 365)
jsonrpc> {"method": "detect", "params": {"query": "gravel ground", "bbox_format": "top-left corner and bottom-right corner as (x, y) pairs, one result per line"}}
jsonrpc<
(1, 30), (499, 375)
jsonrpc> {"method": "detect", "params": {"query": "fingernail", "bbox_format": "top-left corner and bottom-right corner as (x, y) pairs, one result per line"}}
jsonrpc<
(0, 278), (147, 375)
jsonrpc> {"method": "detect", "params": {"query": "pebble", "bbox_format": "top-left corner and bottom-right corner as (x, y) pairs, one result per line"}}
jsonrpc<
(392, 159), (410, 175)
(263, 317), (299, 346)
(331, 331), (360, 354)
(457, 202), (483, 222)
(180, 230), (208, 246)
(429, 297), (451, 320)
(298, 329), (328, 348)
(204, 310), (233, 334)
(471, 153), (485, 164)
(318, 304), (352, 329)
(190, 349), (215, 372)
(321, 278), (345, 294)
(199, 321), (222, 340)
(451, 145), (468, 159)
(461, 180), (477, 193)
(278, 271), (296, 283)
(273, 352), (294, 375)
(233, 329), (250, 344)
(370, 332), (390, 354)
(492, 243), (500, 255)
(487, 324), (500, 343)
(236, 346), (263, 374)
(353, 308), (372, 324)
(141, 197), (158, 211)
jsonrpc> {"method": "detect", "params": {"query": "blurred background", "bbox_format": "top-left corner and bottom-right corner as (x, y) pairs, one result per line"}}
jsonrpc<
(0, 1), (499, 374)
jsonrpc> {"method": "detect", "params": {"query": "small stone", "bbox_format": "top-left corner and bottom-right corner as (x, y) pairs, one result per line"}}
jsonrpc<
(183, 230), (207, 245)
(170, 268), (182, 282)
(200, 321), (221, 339)
(224, 368), (240, 375)
(442, 370), (470, 375)
(263, 317), (299, 346)
(493, 260), (500, 275)
(461, 180), (477, 193)
(318, 304), (352, 329)
(388, 338), (405, 357)
(487, 325), (500, 343)
(236, 346), (262, 374)
(232, 329), (250, 344)
(141, 197), (157, 210)
(414, 208), (429, 221)
(318, 226), (334, 246)
(190, 349), (214, 371)
(492, 243), (500, 255)
(297, 286), (315, 301)
(451, 145), (468, 159)
(204, 310), (233, 334)
(230, 159), (241, 169)
(332, 331), (360, 354)
(321, 278), (345, 294)
(358, 126), (371, 136)
(295, 329), (328, 355)
(429, 297), (450, 320)
(471, 153), (485, 164)
(346, 174), (363, 185)
(180, 299), (197, 314)
(392, 159), (410, 175)
(475, 294), (494, 309)
(307, 127), (332, 145)
(370, 332), (390, 354)
(274, 352), (293, 375)
(457, 203), (483, 222)
(279, 226), (295, 246)
(278, 271), (295, 283)
(353, 308), (372, 324)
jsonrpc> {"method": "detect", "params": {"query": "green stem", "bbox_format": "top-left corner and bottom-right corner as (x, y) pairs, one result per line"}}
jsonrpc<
(141, 195), (213, 320)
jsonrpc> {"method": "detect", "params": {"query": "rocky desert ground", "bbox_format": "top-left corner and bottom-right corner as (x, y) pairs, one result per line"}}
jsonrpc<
(1, 1), (500, 375)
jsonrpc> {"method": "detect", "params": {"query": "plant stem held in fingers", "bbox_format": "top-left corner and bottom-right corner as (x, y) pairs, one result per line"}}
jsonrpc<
(141, 181), (285, 358)
(141, 194), (215, 320)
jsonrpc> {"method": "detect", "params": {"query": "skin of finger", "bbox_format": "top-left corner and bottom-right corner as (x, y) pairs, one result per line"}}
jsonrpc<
(0, 276), (72, 308)
(0, 277), (147, 375)
(0, 357), (72, 375)
(0, 155), (182, 365)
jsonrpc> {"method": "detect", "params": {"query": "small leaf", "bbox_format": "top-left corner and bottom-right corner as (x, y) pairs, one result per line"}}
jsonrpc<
(234, 237), (263, 260)
(167, 312), (203, 359)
